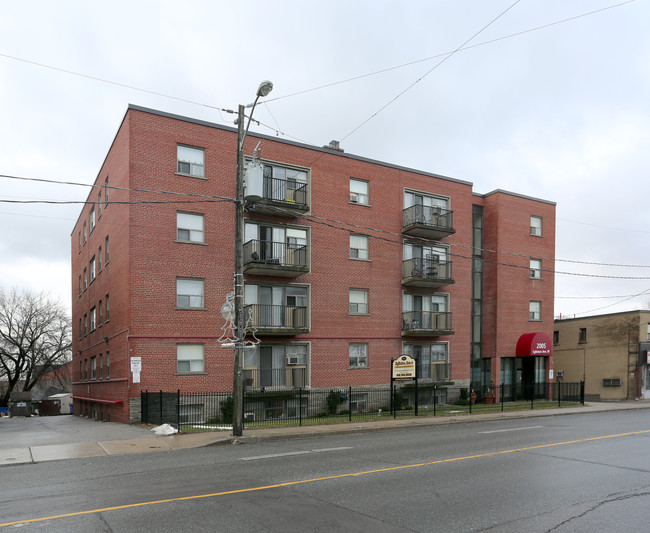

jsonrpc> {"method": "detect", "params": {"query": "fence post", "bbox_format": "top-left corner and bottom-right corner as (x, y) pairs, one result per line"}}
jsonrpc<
(500, 383), (504, 412)
(558, 381), (562, 407)
(159, 390), (163, 425)
(469, 388), (472, 414)
(142, 390), (147, 425)
(348, 387), (352, 422)
(580, 380), (585, 405)
(177, 389), (180, 432)
(433, 385), (437, 416)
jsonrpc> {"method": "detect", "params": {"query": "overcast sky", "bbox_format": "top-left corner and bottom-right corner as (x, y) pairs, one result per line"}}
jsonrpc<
(1, 0), (649, 318)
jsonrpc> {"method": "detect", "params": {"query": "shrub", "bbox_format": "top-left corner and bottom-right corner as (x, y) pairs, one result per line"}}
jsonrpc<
(220, 397), (234, 423)
(327, 390), (341, 415)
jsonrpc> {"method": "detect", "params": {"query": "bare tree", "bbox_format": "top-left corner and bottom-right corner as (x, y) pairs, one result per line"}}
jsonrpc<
(0, 288), (72, 406)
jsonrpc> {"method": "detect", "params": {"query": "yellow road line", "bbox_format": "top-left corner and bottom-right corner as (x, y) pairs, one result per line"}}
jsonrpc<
(2, 429), (649, 528)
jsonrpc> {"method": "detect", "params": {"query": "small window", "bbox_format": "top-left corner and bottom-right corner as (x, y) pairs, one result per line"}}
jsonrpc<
(350, 234), (369, 260)
(99, 354), (103, 379)
(98, 300), (103, 325)
(529, 301), (541, 321)
(530, 259), (541, 279)
(530, 216), (542, 237)
(90, 356), (97, 380)
(177, 344), (205, 373)
(83, 221), (87, 244)
(89, 256), (96, 283)
(553, 331), (559, 344)
(177, 145), (205, 177)
(579, 328), (587, 343)
(105, 294), (110, 322)
(98, 191), (102, 218)
(83, 314), (88, 336)
(177, 278), (205, 308)
(349, 178), (369, 205)
(349, 343), (368, 368)
(78, 275), (82, 297)
(83, 268), (87, 291)
(78, 231), (82, 253)
(106, 352), (110, 379)
(89, 206), (95, 233)
(177, 212), (205, 243)
(349, 289), (369, 314)
(603, 378), (621, 387)
(90, 307), (96, 332)
(98, 247), (102, 272)
(105, 236), (109, 265)
(104, 177), (109, 207)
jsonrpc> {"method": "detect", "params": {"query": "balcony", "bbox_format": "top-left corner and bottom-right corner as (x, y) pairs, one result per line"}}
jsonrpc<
(402, 258), (454, 288)
(418, 362), (452, 382)
(402, 311), (454, 336)
(244, 304), (309, 335)
(243, 367), (308, 390)
(402, 205), (455, 239)
(248, 177), (309, 216)
(243, 240), (309, 277)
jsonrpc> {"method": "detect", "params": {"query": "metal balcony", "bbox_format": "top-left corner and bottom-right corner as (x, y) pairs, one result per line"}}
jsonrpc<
(243, 240), (309, 277)
(418, 362), (452, 382)
(244, 304), (309, 335)
(243, 367), (308, 390)
(247, 177), (309, 216)
(402, 205), (455, 239)
(402, 258), (454, 287)
(402, 311), (454, 336)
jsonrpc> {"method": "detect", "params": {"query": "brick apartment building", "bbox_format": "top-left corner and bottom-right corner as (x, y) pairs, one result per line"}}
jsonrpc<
(71, 105), (555, 423)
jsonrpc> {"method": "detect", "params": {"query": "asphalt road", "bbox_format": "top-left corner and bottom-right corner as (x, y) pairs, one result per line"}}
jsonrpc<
(2, 410), (650, 532)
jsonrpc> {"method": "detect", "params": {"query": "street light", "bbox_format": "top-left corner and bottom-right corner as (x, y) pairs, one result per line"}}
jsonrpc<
(232, 80), (273, 437)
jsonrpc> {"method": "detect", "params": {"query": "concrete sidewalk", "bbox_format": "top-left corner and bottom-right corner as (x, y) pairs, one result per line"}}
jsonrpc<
(2, 400), (649, 467)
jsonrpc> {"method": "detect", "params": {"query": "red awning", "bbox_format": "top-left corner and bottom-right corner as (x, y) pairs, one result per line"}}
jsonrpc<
(516, 332), (552, 357)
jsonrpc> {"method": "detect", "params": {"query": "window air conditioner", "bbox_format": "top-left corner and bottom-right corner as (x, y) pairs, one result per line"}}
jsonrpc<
(286, 356), (299, 365)
(350, 194), (358, 203)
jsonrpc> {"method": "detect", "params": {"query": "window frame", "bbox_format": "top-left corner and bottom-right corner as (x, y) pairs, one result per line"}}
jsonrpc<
(176, 211), (205, 244)
(529, 301), (541, 321)
(349, 288), (369, 315)
(349, 178), (369, 205)
(530, 258), (542, 279)
(177, 343), (206, 374)
(349, 343), (368, 368)
(176, 278), (205, 309)
(349, 234), (369, 260)
(177, 145), (205, 178)
(530, 216), (542, 237)
(579, 327), (587, 343)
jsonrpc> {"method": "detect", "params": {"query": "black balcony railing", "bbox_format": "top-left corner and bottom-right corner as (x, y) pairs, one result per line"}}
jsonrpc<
(243, 367), (308, 390)
(403, 205), (454, 238)
(244, 304), (308, 332)
(260, 177), (308, 210)
(418, 362), (451, 381)
(243, 240), (308, 271)
(402, 311), (452, 334)
(402, 257), (453, 285)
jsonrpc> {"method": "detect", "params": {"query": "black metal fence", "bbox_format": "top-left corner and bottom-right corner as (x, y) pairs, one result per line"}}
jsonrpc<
(141, 381), (584, 431)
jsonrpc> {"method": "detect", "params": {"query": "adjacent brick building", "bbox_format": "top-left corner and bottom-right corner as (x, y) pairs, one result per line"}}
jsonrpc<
(71, 105), (556, 423)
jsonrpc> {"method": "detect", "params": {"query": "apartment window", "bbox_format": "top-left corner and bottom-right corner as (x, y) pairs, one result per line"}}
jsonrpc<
(98, 191), (102, 218)
(98, 300), (103, 325)
(350, 234), (369, 260)
(530, 259), (542, 279)
(177, 278), (205, 308)
(245, 344), (309, 388)
(105, 294), (110, 321)
(177, 145), (205, 177)
(89, 256), (96, 283)
(177, 344), (205, 373)
(177, 212), (205, 243)
(104, 177), (109, 206)
(349, 179), (369, 205)
(529, 301), (541, 321)
(89, 206), (95, 233)
(84, 359), (88, 381)
(90, 307), (96, 332)
(349, 343), (368, 368)
(83, 268), (87, 291)
(105, 352), (110, 378)
(105, 236), (109, 265)
(78, 318), (82, 339)
(98, 247), (102, 272)
(530, 216), (542, 237)
(646, 323), (650, 341)
(579, 328), (587, 343)
(78, 231), (82, 253)
(83, 314), (88, 336)
(78, 275), (82, 297)
(90, 356), (96, 380)
(553, 331), (559, 344)
(403, 343), (448, 379)
(83, 221), (87, 244)
(79, 360), (83, 381)
(99, 354), (103, 379)
(349, 289), (369, 314)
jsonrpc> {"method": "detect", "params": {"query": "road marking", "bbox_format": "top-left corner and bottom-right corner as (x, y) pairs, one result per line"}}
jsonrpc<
(239, 446), (353, 461)
(479, 425), (544, 434)
(3, 430), (649, 528)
